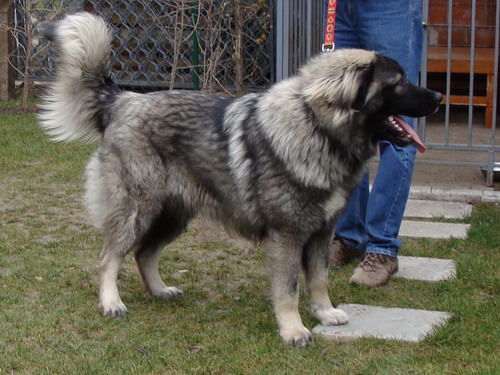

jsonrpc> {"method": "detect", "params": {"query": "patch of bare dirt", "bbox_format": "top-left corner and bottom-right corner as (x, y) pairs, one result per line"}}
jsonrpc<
(0, 105), (37, 115)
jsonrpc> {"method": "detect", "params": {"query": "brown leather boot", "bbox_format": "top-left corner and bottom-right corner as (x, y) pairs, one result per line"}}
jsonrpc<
(329, 238), (365, 267)
(349, 253), (398, 287)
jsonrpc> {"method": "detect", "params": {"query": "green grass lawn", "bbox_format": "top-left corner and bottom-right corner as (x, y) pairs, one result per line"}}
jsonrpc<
(1, 111), (499, 374)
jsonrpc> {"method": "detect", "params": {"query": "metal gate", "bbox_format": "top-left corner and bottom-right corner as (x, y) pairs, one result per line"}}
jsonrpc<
(275, 0), (324, 81)
(419, 0), (499, 187)
(275, 0), (499, 187)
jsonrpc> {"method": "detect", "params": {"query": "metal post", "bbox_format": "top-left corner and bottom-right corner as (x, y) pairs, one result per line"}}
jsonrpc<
(275, 0), (289, 81)
(306, 0), (312, 59)
(467, 0), (477, 146)
(444, 0), (453, 144)
(486, 0), (500, 187)
(419, 0), (430, 141)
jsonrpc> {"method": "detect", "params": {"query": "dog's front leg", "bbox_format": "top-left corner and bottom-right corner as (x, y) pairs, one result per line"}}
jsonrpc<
(264, 231), (313, 347)
(303, 231), (349, 326)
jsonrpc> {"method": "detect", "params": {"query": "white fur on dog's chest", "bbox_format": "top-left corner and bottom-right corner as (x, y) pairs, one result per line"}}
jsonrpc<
(323, 191), (347, 221)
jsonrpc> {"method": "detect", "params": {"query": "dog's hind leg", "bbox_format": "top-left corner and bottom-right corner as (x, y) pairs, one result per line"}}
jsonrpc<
(97, 191), (167, 317)
(88, 149), (180, 316)
(134, 207), (190, 300)
(86, 156), (135, 317)
(264, 231), (313, 347)
(302, 230), (349, 326)
(98, 213), (140, 318)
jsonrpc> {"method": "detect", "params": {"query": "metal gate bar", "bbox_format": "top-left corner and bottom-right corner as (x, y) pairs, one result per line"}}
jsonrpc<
(489, 0), (500, 187)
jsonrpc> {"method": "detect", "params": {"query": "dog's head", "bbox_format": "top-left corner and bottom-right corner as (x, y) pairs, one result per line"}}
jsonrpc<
(301, 49), (442, 152)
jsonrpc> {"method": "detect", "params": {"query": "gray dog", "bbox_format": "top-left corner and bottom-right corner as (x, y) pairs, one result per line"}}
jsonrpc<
(39, 13), (441, 347)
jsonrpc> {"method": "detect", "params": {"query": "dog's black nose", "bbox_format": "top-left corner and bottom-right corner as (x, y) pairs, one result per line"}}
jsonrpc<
(434, 92), (443, 104)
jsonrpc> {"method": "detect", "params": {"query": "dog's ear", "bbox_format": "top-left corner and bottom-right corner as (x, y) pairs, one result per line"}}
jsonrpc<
(352, 65), (375, 111)
(302, 53), (375, 111)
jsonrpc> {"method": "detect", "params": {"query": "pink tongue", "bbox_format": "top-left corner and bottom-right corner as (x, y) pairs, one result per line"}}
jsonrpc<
(394, 116), (426, 153)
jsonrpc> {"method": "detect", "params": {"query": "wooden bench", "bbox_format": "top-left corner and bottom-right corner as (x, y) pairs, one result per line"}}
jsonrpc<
(426, 46), (496, 128)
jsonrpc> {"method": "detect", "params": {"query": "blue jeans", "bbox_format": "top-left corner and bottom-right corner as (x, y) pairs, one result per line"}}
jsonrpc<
(333, 0), (424, 258)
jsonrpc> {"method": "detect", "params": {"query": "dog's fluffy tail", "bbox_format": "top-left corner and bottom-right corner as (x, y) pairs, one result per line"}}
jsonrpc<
(38, 12), (115, 142)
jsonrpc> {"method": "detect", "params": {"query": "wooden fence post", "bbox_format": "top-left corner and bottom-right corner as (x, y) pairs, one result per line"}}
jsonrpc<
(0, 0), (15, 100)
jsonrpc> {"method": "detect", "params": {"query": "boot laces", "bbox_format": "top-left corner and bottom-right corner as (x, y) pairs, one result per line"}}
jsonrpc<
(361, 253), (387, 271)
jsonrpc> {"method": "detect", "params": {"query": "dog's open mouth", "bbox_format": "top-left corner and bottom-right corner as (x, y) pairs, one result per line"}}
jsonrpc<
(387, 116), (426, 153)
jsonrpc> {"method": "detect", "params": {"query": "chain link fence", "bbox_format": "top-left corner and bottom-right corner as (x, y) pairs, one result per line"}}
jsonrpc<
(12, 0), (275, 94)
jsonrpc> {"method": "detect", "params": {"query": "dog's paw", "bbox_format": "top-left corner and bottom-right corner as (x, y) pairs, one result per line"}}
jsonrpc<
(313, 307), (349, 326)
(280, 327), (314, 347)
(152, 286), (183, 300)
(99, 300), (129, 318)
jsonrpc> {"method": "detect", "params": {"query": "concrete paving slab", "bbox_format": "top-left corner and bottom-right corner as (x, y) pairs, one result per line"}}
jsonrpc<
(313, 304), (452, 342)
(409, 186), (500, 204)
(404, 199), (472, 219)
(399, 220), (470, 239)
(393, 256), (456, 281)
(483, 189), (500, 203)
(427, 188), (485, 203)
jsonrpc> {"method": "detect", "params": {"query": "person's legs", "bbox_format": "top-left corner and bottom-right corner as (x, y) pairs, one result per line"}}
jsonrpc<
(363, 141), (417, 257)
(331, 0), (370, 257)
(355, 0), (423, 258)
(332, 0), (424, 285)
